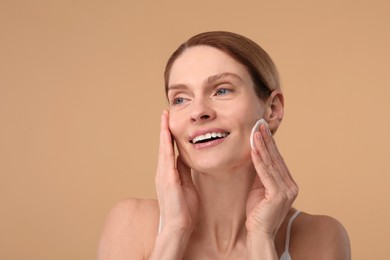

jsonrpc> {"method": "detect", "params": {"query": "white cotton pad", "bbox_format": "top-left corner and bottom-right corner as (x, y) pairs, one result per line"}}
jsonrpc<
(250, 119), (269, 149)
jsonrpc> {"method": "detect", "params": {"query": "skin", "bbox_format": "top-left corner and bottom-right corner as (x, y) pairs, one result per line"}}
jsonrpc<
(97, 46), (351, 259)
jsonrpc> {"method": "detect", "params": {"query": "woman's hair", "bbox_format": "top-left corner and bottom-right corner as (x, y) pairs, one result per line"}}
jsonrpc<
(164, 31), (280, 100)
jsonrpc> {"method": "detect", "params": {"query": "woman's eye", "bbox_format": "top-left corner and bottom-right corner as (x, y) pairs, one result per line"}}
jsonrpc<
(171, 97), (185, 105)
(215, 88), (231, 95)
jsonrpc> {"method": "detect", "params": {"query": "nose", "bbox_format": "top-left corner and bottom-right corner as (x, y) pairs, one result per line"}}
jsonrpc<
(190, 98), (216, 123)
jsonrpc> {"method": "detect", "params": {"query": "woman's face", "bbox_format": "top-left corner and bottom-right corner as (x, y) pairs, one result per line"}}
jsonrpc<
(167, 46), (267, 173)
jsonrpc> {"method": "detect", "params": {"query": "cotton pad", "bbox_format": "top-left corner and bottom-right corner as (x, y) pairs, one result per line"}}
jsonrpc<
(250, 119), (269, 149)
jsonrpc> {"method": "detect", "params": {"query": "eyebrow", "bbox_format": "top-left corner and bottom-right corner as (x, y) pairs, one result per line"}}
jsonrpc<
(168, 72), (243, 93)
(167, 83), (188, 92)
(206, 72), (243, 84)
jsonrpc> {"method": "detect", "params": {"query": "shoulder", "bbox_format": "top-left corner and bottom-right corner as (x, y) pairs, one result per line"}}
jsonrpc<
(104, 198), (159, 224)
(291, 211), (351, 260)
(97, 198), (159, 260)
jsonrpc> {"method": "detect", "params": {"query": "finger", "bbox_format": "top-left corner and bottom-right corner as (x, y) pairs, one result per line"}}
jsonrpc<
(251, 132), (279, 194)
(258, 126), (299, 205)
(156, 111), (177, 216)
(253, 128), (293, 197)
(156, 111), (170, 199)
(160, 111), (174, 166)
(157, 110), (178, 183)
(259, 125), (298, 191)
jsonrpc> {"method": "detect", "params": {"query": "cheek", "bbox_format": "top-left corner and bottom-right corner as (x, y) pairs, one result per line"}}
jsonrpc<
(229, 102), (263, 127)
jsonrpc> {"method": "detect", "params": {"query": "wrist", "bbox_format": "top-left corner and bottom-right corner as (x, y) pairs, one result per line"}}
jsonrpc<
(159, 227), (193, 241)
(149, 227), (193, 260)
(247, 230), (275, 242)
(247, 233), (278, 260)
(160, 222), (195, 238)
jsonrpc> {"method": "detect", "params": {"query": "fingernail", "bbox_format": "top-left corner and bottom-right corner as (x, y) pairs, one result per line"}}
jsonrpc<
(267, 128), (272, 136)
(265, 125), (272, 136)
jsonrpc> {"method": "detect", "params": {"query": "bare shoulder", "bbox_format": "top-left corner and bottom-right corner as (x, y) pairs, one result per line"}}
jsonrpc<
(291, 211), (351, 260)
(97, 198), (159, 260)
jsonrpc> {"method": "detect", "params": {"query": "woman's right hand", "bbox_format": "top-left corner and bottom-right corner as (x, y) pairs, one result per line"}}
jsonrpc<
(155, 110), (199, 235)
(149, 110), (199, 259)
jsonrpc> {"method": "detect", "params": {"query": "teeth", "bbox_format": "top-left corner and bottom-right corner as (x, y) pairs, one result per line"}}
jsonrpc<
(191, 132), (228, 144)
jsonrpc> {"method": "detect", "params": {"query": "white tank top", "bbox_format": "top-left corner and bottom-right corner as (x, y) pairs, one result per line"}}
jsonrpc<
(158, 210), (301, 260)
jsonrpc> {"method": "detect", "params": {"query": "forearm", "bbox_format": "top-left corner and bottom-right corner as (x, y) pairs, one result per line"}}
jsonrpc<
(148, 229), (192, 260)
(247, 234), (278, 260)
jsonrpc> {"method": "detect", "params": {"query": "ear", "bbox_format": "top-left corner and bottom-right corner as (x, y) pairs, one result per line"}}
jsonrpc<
(264, 90), (284, 134)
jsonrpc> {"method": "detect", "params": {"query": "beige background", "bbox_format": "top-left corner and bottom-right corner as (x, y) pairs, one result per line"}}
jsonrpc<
(1, 0), (389, 259)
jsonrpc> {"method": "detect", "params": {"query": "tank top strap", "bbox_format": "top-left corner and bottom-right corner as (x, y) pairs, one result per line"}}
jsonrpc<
(280, 210), (301, 260)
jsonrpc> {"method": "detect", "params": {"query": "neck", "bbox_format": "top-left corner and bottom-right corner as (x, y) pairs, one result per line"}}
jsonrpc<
(191, 162), (256, 253)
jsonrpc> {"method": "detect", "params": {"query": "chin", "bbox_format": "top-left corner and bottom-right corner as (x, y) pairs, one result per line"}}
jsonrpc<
(187, 151), (252, 173)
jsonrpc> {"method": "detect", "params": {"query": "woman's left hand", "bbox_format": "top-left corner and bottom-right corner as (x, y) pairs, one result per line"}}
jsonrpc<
(246, 124), (299, 240)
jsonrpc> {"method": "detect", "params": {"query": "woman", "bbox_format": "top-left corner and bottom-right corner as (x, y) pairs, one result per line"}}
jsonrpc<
(98, 31), (351, 259)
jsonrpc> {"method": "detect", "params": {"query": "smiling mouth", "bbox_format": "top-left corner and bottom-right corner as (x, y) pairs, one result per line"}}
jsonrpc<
(190, 132), (230, 144)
